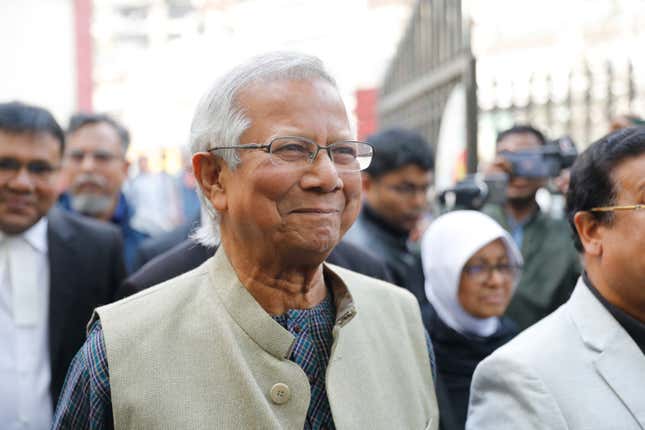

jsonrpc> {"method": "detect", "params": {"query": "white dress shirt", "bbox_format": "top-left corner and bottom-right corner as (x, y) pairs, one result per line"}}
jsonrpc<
(0, 218), (52, 430)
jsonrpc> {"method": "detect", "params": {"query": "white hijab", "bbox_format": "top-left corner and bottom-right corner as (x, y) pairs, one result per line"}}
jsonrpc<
(421, 210), (523, 337)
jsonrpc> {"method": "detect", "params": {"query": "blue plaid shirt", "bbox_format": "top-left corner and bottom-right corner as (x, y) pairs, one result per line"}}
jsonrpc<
(52, 294), (337, 430)
(52, 293), (435, 429)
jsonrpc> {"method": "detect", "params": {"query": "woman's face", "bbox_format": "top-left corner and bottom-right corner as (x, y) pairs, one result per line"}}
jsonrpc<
(458, 238), (516, 318)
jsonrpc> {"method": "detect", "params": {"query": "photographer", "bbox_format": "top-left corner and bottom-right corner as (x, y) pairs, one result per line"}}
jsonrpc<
(481, 125), (581, 330)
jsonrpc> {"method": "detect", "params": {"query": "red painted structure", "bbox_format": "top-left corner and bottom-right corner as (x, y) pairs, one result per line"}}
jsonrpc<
(355, 88), (378, 140)
(74, 0), (93, 111)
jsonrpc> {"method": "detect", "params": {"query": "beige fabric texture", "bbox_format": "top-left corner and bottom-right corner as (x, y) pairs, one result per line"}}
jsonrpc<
(95, 247), (438, 430)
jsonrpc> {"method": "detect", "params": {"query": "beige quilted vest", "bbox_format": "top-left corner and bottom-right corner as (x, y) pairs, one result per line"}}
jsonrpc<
(95, 248), (438, 429)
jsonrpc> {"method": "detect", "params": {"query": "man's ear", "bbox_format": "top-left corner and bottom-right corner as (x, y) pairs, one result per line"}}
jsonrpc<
(193, 152), (227, 212)
(361, 172), (373, 193)
(122, 159), (130, 175)
(573, 211), (602, 256)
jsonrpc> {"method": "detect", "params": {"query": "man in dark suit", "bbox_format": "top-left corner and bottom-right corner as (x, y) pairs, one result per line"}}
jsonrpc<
(130, 213), (200, 273)
(0, 102), (125, 428)
(118, 238), (393, 299)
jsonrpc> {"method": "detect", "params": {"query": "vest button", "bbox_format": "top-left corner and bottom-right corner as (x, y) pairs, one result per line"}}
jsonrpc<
(270, 383), (291, 404)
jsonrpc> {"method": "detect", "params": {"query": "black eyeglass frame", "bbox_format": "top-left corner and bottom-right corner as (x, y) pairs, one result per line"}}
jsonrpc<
(208, 136), (374, 172)
(462, 263), (523, 281)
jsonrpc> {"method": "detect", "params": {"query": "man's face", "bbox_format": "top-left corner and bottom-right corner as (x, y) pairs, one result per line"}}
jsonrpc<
(364, 164), (433, 233)
(63, 122), (127, 218)
(497, 132), (545, 202)
(597, 153), (645, 314)
(213, 78), (362, 263)
(0, 131), (61, 234)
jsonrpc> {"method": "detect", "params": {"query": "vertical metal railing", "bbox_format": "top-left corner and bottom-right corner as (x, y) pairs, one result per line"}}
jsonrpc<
(379, 0), (478, 172)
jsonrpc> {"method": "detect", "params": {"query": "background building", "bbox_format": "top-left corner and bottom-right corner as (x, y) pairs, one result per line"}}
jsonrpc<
(381, 0), (645, 184)
(2, 0), (415, 170)
(1, 0), (88, 124)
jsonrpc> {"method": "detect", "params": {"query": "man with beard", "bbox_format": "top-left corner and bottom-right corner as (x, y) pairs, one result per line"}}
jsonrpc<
(59, 113), (148, 273)
(483, 125), (580, 330)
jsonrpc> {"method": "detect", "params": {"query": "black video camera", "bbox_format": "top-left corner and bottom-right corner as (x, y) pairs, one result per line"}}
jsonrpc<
(437, 136), (578, 211)
(437, 174), (508, 211)
(500, 136), (578, 178)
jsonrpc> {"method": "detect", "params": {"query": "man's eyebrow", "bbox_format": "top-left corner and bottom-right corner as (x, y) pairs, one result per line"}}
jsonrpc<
(400, 180), (431, 186)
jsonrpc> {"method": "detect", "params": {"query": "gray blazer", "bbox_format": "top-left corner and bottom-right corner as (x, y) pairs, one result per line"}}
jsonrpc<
(466, 277), (645, 430)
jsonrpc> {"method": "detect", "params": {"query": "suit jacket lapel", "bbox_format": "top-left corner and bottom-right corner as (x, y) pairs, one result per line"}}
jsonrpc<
(595, 336), (645, 428)
(47, 208), (78, 368)
(569, 278), (645, 429)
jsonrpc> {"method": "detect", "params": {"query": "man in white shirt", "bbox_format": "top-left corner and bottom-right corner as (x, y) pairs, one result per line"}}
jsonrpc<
(0, 101), (125, 429)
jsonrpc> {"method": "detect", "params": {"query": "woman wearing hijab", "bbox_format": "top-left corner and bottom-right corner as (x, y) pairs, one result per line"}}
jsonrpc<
(421, 210), (523, 430)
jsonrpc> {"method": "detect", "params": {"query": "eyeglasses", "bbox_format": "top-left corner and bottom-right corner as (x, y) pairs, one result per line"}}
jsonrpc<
(462, 263), (521, 283)
(0, 157), (59, 183)
(589, 204), (645, 213)
(208, 136), (374, 172)
(66, 149), (121, 164)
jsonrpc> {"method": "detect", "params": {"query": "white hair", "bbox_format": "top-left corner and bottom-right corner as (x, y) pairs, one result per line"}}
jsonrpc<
(189, 51), (338, 247)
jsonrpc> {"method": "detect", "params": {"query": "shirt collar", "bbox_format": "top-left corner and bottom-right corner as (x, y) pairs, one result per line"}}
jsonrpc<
(110, 192), (132, 226)
(583, 271), (645, 355)
(362, 203), (410, 239)
(505, 204), (540, 228)
(322, 263), (357, 326)
(0, 217), (48, 254)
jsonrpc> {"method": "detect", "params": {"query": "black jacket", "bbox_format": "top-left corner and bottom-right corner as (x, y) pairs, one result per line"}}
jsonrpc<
(428, 305), (517, 430)
(47, 207), (126, 406)
(131, 215), (200, 273)
(343, 204), (431, 327)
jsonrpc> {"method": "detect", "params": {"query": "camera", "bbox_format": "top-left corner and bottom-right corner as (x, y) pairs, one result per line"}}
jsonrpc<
(437, 173), (508, 211)
(437, 136), (578, 211)
(501, 136), (578, 178)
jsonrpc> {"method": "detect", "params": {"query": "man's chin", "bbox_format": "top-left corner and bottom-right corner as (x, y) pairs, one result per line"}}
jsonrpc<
(70, 193), (114, 217)
(0, 213), (40, 235)
(506, 194), (536, 207)
(282, 235), (339, 265)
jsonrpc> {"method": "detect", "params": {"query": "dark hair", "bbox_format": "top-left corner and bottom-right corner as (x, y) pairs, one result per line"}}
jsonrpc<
(0, 101), (65, 153)
(68, 112), (130, 153)
(566, 126), (645, 251)
(496, 124), (547, 146)
(364, 128), (434, 177)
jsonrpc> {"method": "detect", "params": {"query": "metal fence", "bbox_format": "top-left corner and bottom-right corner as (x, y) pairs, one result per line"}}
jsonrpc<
(479, 59), (641, 148)
(379, 0), (478, 172)
(380, 0), (645, 168)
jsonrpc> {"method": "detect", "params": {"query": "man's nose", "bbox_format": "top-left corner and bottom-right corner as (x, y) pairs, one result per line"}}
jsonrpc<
(301, 149), (342, 192)
(80, 153), (96, 171)
(411, 188), (428, 208)
(8, 167), (36, 191)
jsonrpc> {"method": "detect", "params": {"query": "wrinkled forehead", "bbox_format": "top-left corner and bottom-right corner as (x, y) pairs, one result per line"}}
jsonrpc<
(237, 78), (352, 140)
(0, 129), (62, 160)
(609, 153), (645, 197)
(67, 122), (125, 156)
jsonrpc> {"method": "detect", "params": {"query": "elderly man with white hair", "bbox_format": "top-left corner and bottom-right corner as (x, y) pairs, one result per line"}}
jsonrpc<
(52, 52), (438, 430)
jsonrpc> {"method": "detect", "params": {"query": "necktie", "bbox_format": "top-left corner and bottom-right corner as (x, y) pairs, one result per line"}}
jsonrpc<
(7, 236), (39, 327)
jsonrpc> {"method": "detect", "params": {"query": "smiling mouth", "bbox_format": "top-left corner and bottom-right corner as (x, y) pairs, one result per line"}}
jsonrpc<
(3, 199), (36, 211)
(291, 208), (340, 214)
(481, 294), (506, 304)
